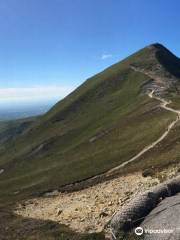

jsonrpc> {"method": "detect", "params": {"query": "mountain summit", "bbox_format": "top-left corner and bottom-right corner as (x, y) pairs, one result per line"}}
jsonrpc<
(130, 43), (180, 94)
(0, 43), (180, 201)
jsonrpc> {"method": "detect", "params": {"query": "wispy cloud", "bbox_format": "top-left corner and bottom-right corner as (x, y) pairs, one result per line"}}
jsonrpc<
(0, 85), (75, 102)
(101, 54), (112, 60)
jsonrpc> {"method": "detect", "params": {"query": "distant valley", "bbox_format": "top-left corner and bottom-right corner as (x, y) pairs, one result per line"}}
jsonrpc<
(0, 102), (55, 121)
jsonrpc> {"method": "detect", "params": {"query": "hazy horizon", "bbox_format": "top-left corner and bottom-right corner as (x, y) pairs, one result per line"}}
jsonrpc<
(0, 100), (58, 120)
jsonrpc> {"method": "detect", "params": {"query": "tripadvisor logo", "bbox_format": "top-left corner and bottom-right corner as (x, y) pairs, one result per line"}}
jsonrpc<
(135, 226), (174, 236)
(135, 227), (144, 236)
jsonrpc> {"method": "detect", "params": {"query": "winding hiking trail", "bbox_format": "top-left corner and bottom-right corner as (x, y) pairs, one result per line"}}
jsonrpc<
(107, 90), (180, 175)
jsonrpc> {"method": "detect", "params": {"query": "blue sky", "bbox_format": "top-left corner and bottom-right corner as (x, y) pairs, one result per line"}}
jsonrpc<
(0, 0), (180, 105)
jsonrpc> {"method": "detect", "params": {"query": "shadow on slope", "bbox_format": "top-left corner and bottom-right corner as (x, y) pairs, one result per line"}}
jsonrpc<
(0, 209), (105, 240)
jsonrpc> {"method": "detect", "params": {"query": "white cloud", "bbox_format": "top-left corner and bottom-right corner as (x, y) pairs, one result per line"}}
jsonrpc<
(0, 86), (75, 102)
(101, 54), (112, 60)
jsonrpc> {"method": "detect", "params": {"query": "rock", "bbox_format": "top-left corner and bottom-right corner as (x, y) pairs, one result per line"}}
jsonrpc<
(99, 199), (105, 204)
(142, 168), (155, 177)
(57, 208), (63, 215)
(99, 209), (109, 217)
(44, 190), (59, 197)
(123, 196), (131, 202)
(141, 193), (180, 240)
(108, 201), (113, 206)
(125, 191), (133, 196)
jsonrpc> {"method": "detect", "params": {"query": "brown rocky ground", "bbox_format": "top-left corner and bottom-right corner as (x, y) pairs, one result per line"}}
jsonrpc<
(14, 164), (180, 235)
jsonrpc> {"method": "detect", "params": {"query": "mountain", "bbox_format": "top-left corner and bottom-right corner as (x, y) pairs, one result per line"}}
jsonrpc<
(1, 43), (180, 203)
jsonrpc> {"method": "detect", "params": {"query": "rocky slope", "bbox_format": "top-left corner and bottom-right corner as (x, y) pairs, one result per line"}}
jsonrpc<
(15, 164), (180, 236)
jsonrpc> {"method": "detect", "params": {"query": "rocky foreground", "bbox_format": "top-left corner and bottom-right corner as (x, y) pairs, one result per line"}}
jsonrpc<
(14, 164), (180, 236)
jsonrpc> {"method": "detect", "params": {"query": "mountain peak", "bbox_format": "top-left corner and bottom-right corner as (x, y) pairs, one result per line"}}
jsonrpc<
(149, 42), (165, 48)
(147, 43), (169, 52)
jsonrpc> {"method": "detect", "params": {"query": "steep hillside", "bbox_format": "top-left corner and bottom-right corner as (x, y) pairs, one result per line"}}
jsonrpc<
(0, 43), (180, 203)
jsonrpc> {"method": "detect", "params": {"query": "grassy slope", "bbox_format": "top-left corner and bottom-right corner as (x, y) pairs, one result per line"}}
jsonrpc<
(0, 45), (176, 204)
